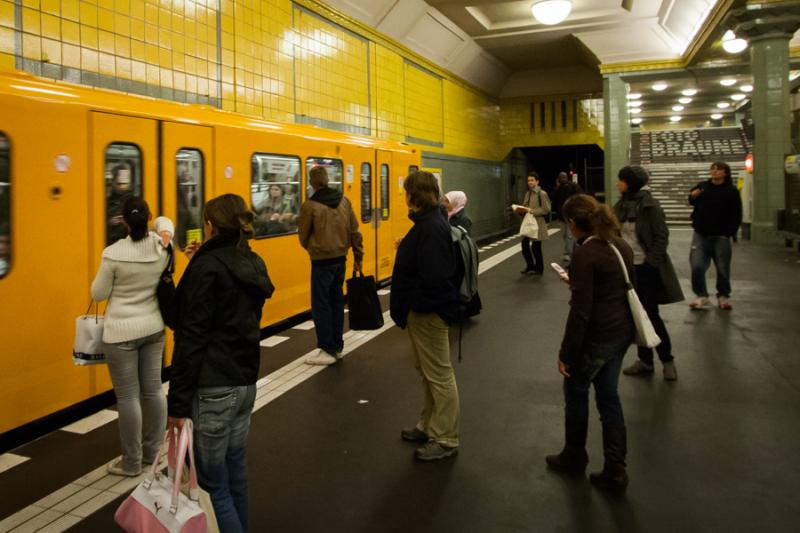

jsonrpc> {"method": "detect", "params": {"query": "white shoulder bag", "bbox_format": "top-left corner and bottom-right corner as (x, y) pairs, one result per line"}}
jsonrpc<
(606, 241), (662, 349)
(73, 301), (106, 365)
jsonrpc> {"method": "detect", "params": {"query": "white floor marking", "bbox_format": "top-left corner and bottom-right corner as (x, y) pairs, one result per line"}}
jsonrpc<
(292, 320), (315, 330)
(0, 453), (30, 475)
(61, 410), (118, 435)
(1, 237), (527, 532)
(260, 335), (290, 347)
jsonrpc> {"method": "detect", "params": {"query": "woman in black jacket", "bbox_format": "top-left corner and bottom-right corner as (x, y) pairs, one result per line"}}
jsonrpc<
(390, 171), (461, 462)
(613, 166), (683, 381)
(168, 194), (274, 533)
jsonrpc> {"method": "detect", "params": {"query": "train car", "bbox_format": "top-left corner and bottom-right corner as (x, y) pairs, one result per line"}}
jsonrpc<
(0, 71), (420, 439)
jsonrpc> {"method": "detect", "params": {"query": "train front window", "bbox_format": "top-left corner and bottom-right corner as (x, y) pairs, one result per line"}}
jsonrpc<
(0, 133), (10, 279)
(104, 143), (142, 246)
(251, 154), (301, 239)
(380, 164), (390, 220)
(360, 163), (372, 224)
(306, 157), (343, 199)
(176, 149), (204, 249)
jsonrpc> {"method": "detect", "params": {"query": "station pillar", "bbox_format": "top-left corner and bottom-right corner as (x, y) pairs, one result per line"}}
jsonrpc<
(603, 73), (630, 205)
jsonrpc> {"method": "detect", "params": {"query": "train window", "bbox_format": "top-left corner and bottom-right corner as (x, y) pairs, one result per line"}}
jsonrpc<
(306, 157), (343, 199)
(251, 154), (301, 239)
(176, 149), (205, 249)
(0, 133), (9, 279)
(105, 143), (143, 246)
(380, 163), (390, 220)
(360, 163), (372, 224)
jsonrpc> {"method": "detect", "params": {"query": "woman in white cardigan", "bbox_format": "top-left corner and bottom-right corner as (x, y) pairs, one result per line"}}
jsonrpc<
(92, 197), (173, 476)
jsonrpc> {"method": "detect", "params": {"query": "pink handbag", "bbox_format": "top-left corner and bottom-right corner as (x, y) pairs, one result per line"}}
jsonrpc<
(115, 421), (209, 533)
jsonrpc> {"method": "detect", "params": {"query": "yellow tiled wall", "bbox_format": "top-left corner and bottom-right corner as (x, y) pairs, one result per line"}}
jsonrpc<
(0, 0), (600, 164)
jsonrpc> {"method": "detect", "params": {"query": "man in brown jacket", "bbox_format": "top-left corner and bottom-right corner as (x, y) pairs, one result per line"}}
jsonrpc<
(298, 166), (364, 365)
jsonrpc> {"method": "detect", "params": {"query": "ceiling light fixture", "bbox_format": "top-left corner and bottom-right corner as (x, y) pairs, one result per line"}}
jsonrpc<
(630, 108), (642, 114)
(531, 1), (572, 25)
(682, 89), (698, 96)
(670, 116), (681, 122)
(740, 84), (753, 93)
(731, 94), (746, 101)
(628, 101), (642, 108)
(627, 92), (642, 100)
(679, 97), (692, 104)
(652, 82), (668, 91)
(722, 30), (748, 54)
(711, 113), (723, 120)
(717, 102), (731, 108)
(720, 79), (736, 87)
(631, 118), (643, 125)
(672, 105), (685, 111)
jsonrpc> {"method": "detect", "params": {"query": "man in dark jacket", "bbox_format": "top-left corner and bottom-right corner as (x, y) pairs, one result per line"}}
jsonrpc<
(688, 161), (742, 310)
(298, 166), (364, 365)
(551, 172), (582, 263)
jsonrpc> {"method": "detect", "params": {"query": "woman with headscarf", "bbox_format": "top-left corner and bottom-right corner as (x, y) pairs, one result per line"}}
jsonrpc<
(443, 190), (472, 234)
(613, 166), (683, 382)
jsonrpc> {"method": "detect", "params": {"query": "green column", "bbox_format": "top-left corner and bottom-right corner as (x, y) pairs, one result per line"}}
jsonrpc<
(603, 73), (630, 205)
(749, 33), (792, 244)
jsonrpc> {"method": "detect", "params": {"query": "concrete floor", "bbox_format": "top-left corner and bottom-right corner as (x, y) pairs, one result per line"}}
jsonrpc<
(1, 226), (799, 532)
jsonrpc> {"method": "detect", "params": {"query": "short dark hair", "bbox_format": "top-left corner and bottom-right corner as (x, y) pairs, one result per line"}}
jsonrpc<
(204, 193), (255, 242)
(404, 170), (440, 210)
(527, 171), (539, 180)
(711, 161), (732, 182)
(309, 166), (328, 189)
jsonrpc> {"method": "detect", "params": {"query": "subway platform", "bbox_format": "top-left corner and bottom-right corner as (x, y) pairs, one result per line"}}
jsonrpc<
(0, 226), (799, 533)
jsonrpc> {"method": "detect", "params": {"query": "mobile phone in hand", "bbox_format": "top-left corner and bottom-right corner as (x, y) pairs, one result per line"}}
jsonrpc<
(550, 262), (569, 281)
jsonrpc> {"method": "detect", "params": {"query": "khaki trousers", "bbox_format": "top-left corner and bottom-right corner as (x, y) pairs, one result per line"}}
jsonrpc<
(407, 310), (460, 448)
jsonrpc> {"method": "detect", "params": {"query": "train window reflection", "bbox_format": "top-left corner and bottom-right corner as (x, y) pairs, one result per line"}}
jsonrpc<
(0, 133), (10, 279)
(306, 157), (343, 199)
(176, 149), (204, 249)
(360, 163), (372, 224)
(380, 163), (390, 220)
(251, 154), (300, 239)
(105, 143), (142, 246)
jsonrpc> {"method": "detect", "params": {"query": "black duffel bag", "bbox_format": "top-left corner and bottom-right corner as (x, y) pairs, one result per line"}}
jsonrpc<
(157, 244), (177, 329)
(346, 271), (384, 330)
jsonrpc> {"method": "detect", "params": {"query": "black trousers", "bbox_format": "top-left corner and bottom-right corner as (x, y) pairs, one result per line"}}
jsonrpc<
(521, 237), (543, 272)
(634, 263), (673, 364)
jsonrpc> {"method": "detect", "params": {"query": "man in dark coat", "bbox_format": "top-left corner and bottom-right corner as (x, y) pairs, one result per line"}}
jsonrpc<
(551, 172), (582, 263)
(688, 161), (742, 310)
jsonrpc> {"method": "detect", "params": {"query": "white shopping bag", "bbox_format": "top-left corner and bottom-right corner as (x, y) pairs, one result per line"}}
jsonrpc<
(518, 212), (539, 239)
(73, 304), (106, 365)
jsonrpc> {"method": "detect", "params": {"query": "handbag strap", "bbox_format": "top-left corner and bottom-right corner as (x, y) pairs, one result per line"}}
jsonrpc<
(585, 236), (633, 290)
(165, 243), (175, 275)
(85, 300), (99, 324)
(170, 419), (200, 514)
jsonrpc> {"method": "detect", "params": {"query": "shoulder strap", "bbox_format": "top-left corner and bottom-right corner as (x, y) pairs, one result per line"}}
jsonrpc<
(607, 242), (633, 289)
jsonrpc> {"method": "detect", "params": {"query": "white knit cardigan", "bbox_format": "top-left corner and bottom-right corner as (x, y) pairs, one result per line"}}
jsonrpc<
(91, 217), (174, 344)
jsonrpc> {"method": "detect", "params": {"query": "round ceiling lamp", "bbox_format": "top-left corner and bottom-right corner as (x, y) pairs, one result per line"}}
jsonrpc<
(720, 79), (736, 87)
(711, 113), (723, 120)
(740, 84), (753, 93)
(672, 105), (684, 111)
(652, 82), (668, 91)
(678, 97), (692, 104)
(717, 102), (731, 109)
(631, 118), (643, 125)
(670, 116), (681, 122)
(682, 89), (698, 96)
(627, 92), (642, 100)
(731, 94), (746, 101)
(722, 30), (748, 54)
(630, 108), (642, 114)
(628, 100), (642, 108)
(531, 1), (572, 25)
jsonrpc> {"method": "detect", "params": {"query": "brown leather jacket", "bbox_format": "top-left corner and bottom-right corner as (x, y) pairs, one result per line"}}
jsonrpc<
(297, 187), (364, 263)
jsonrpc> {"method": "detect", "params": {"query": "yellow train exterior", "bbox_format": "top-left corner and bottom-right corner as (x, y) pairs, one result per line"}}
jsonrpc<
(0, 70), (419, 436)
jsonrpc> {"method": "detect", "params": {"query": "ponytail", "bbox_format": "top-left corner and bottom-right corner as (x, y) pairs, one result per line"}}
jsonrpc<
(203, 193), (256, 244)
(122, 196), (150, 242)
(562, 194), (620, 240)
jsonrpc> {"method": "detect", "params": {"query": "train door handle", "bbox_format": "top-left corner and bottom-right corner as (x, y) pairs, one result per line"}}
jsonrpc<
(373, 208), (380, 229)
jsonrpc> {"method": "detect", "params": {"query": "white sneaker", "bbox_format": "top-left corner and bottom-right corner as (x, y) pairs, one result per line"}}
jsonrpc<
(689, 296), (709, 309)
(717, 296), (733, 310)
(306, 349), (336, 366)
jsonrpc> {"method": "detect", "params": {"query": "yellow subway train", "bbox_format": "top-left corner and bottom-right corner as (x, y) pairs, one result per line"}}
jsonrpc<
(0, 71), (420, 438)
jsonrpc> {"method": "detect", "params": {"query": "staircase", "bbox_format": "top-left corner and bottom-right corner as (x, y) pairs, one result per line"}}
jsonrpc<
(631, 127), (749, 225)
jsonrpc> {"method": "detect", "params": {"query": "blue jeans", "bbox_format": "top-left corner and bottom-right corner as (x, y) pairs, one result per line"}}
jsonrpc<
(192, 384), (256, 533)
(105, 331), (166, 472)
(690, 232), (732, 298)
(311, 259), (346, 355)
(563, 338), (631, 448)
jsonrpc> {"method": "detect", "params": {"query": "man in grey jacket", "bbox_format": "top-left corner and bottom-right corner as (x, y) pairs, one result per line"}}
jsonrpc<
(298, 166), (364, 365)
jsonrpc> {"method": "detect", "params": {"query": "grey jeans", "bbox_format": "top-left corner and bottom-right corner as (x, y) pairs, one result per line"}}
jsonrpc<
(105, 331), (166, 471)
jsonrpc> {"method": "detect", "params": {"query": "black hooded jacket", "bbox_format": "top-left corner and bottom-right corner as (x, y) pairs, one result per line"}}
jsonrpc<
(310, 186), (342, 208)
(168, 233), (274, 418)
(689, 179), (742, 237)
(390, 206), (459, 329)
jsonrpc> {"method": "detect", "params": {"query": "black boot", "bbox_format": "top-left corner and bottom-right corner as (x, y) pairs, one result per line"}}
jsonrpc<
(589, 425), (628, 491)
(546, 414), (589, 475)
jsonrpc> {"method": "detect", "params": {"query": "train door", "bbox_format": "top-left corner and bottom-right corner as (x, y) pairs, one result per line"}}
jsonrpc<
(90, 112), (159, 271)
(160, 122), (213, 275)
(355, 159), (377, 278)
(376, 150), (394, 280)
